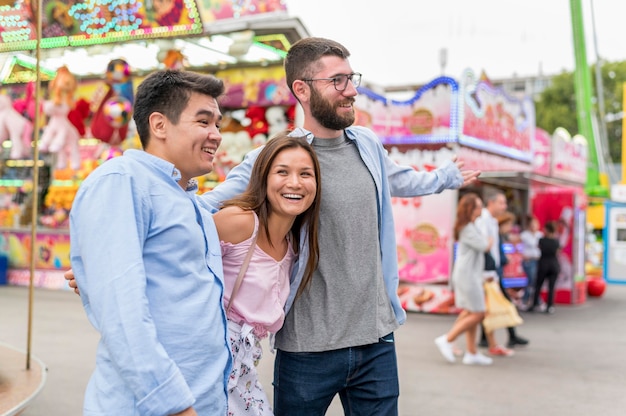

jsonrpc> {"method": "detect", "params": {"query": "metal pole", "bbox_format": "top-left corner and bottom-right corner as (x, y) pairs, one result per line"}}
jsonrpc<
(570, 0), (600, 194)
(622, 83), (626, 184)
(27, 0), (43, 371)
(590, 0), (613, 182)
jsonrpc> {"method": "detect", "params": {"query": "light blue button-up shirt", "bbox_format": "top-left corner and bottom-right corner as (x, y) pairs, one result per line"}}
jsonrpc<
(70, 149), (230, 416)
(199, 126), (463, 327)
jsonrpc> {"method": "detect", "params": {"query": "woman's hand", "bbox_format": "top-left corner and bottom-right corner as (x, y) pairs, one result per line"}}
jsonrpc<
(64, 269), (80, 295)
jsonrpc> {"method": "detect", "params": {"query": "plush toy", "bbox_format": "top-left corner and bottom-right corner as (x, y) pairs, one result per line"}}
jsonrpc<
(13, 81), (37, 121)
(39, 66), (82, 170)
(0, 94), (33, 159)
(212, 114), (252, 180)
(67, 98), (91, 137)
(244, 106), (268, 146)
(49, 65), (77, 107)
(161, 49), (186, 70)
(90, 59), (133, 145)
(39, 100), (81, 170)
(265, 105), (289, 137)
(218, 131), (253, 170)
(243, 105), (291, 147)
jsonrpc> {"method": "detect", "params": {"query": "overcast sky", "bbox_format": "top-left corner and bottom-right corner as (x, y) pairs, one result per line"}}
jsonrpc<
(284, 0), (625, 87)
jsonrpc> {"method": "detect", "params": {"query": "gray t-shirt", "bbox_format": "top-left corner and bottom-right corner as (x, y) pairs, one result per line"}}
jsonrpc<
(274, 134), (398, 352)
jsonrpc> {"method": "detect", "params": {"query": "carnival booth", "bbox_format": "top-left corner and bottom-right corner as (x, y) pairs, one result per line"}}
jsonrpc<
(528, 127), (589, 305)
(354, 69), (586, 313)
(0, 0), (308, 289)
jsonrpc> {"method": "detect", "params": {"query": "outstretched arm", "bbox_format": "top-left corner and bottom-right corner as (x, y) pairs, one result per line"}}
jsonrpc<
(386, 155), (481, 197)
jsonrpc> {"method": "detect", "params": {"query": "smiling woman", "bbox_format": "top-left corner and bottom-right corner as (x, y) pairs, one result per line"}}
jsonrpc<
(213, 132), (322, 415)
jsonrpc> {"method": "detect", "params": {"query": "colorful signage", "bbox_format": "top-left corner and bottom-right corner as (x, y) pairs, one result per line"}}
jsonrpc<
(459, 69), (534, 162)
(0, 0), (287, 52)
(355, 71), (535, 166)
(0, 0), (202, 51)
(355, 77), (459, 145)
(551, 127), (588, 184)
(0, 229), (70, 270)
(533, 127), (552, 176)
(196, 0), (287, 26)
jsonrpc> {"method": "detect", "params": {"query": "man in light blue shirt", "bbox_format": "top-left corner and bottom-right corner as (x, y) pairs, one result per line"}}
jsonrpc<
(70, 70), (230, 416)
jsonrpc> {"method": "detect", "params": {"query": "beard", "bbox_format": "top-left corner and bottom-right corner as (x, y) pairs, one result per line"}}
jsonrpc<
(309, 86), (355, 131)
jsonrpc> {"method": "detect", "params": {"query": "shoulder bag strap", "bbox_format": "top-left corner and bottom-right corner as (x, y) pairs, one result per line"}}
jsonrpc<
(226, 231), (258, 315)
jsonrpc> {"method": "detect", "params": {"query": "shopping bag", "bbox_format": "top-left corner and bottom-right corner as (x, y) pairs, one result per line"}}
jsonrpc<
(483, 280), (523, 333)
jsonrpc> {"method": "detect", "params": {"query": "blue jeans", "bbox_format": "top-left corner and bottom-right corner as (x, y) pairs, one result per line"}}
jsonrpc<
(522, 259), (538, 304)
(272, 333), (399, 416)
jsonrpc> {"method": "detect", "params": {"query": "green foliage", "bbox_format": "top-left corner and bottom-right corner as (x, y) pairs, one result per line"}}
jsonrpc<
(534, 60), (626, 164)
(535, 71), (578, 137)
(599, 60), (626, 163)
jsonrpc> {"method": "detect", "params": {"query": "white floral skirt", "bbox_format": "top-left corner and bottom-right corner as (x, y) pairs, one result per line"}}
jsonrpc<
(227, 320), (273, 416)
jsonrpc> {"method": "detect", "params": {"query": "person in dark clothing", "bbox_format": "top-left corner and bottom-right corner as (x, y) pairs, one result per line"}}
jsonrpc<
(528, 221), (561, 314)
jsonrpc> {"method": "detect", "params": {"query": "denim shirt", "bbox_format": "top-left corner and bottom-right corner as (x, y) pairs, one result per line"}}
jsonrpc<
(71, 149), (230, 415)
(199, 126), (463, 325)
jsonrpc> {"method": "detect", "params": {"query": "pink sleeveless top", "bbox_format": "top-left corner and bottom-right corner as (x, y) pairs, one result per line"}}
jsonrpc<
(221, 212), (295, 338)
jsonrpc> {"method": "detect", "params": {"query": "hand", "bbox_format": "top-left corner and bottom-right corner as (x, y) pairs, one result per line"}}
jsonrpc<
(64, 269), (80, 295)
(170, 408), (197, 416)
(452, 156), (480, 187)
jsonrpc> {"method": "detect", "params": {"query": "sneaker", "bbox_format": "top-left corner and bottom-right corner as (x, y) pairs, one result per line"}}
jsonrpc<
(507, 336), (529, 348)
(547, 306), (555, 314)
(488, 345), (515, 357)
(434, 335), (456, 363)
(462, 352), (493, 366)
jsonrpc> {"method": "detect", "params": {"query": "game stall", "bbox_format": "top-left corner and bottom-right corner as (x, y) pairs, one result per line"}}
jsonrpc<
(528, 126), (589, 305)
(0, 0), (309, 289)
(354, 68), (586, 313)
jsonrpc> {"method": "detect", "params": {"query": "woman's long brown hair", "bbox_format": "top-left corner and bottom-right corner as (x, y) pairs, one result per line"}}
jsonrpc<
(453, 192), (482, 241)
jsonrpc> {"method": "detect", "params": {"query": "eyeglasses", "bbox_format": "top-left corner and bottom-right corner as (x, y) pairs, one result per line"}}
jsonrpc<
(301, 73), (362, 91)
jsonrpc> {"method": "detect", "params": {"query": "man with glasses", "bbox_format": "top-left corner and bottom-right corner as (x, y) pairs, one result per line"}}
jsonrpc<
(203, 37), (480, 416)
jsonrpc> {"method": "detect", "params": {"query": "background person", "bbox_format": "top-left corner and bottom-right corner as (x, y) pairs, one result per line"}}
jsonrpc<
(528, 221), (561, 314)
(520, 215), (543, 308)
(477, 190), (529, 350)
(434, 192), (493, 366)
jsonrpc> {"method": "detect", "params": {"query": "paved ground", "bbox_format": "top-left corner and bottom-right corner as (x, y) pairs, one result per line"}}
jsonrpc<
(1, 283), (625, 416)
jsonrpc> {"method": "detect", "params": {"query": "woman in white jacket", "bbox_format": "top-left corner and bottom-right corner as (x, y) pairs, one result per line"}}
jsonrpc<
(435, 192), (494, 365)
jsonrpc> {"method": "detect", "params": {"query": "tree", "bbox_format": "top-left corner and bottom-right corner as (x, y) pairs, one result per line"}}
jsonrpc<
(535, 71), (578, 137)
(534, 60), (626, 165)
(597, 60), (626, 164)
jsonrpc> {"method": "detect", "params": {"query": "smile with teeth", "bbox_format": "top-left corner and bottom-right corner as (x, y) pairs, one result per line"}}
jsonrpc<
(282, 193), (303, 200)
(202, 147), (215, 154)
